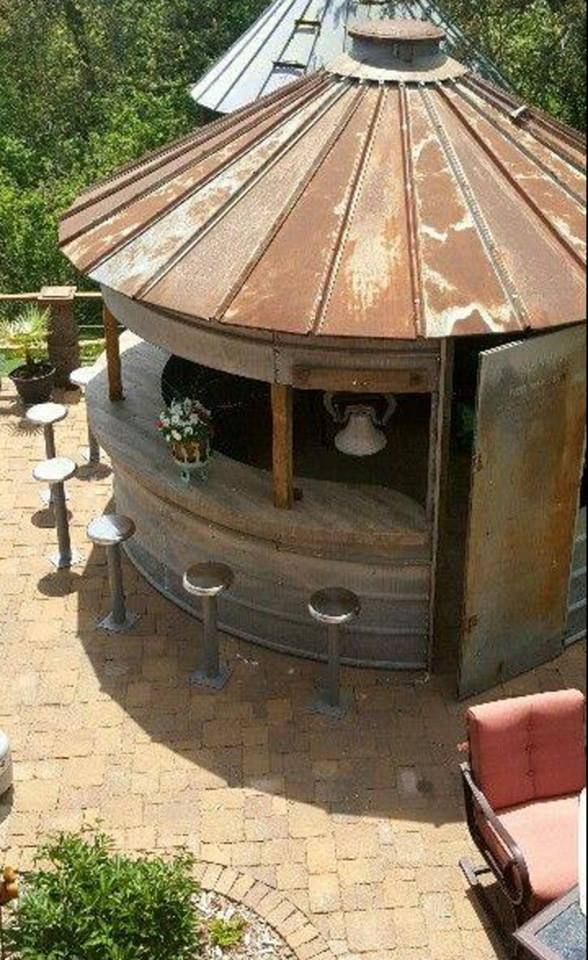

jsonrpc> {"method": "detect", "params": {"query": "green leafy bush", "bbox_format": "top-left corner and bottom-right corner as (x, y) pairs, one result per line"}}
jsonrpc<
(208, 916), (247, 950)
(6, 832), (201, 960)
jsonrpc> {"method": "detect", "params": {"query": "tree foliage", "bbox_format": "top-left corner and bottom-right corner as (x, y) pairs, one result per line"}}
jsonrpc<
(444, 0), (587, 130)
(0, 0), (585, 295)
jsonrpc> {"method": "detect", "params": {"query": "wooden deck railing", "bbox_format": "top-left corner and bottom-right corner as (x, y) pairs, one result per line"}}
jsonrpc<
(0, 286), (123, 401)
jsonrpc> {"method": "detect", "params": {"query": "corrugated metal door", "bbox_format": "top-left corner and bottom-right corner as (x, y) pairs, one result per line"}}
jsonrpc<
(459, 325), (587, 699)
(565, 506), (587, 646)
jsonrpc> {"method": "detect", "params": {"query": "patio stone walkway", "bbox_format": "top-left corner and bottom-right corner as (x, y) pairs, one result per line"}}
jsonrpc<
(0, 379), (585, 959)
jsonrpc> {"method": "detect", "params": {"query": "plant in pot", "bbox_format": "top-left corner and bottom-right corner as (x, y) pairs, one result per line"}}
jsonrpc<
(158, 397), (213, 484)
(0, 305), (55, 405)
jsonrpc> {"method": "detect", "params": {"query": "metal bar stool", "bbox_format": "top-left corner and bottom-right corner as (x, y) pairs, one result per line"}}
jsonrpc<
(308, 587), (361, 718)
(87, 514), (138, 633)
(32, 457), (82, 568)
(26, 402), (68, 505)
(70, 366), (100, 464)
(183, 562), (233, 690)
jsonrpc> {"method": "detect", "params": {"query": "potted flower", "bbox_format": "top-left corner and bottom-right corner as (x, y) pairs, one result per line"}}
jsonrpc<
(0, 305), (55, 405)
(158, 397), (213, 483)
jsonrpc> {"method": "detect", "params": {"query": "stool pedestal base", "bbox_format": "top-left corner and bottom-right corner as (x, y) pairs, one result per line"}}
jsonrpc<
(189, 665), (232, 691)
(309, 688), (354, 720)
(97, 610), (140, 633)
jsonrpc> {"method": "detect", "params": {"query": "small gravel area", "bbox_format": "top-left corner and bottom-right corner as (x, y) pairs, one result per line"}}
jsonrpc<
(196, 890), (296, 960)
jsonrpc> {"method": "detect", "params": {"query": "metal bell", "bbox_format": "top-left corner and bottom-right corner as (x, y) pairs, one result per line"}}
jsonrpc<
(335, 406), (388, 457)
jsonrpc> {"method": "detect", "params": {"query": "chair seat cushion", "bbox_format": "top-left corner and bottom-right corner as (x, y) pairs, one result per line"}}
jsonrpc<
(499, 794), (580, 910)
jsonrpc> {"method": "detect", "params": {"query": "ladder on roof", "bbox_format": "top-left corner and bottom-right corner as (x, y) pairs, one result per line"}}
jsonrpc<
(262, 1), (323, 95)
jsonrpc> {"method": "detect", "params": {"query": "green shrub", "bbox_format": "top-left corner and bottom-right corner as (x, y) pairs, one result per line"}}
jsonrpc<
(6, 832), (201, 960)
(208, 916), (247, 950)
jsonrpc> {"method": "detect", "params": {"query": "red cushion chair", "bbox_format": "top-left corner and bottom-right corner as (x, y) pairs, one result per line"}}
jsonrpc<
(460, 689), (586, 932)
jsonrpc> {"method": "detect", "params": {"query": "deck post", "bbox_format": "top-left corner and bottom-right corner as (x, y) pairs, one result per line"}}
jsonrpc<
(271, 383), (294, 509)
(39, 286), (80, 387)
(103, 304), (124, 402)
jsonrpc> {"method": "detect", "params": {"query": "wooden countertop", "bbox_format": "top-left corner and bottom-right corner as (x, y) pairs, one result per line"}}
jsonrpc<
(88, 335), (431, 562)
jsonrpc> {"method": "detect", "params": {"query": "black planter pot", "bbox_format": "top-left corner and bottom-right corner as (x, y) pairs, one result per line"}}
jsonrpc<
(9, 362), (56, 406)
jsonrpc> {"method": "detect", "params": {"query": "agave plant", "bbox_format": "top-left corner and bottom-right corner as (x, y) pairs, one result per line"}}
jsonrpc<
(0, 304), (50, 375)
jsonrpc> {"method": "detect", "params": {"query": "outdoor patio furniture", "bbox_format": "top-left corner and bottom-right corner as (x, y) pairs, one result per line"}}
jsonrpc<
(26, 402), (68, 505)
(70, 366), (100, 465)
(0, 730), (12, 797)
(580, 789), (586, 916)
(460, 689), (587, 943)
(33, 457), (82, 568)
(514, 886), (586, 960)
(87, 514), (138, 633)
(308, 587), (361, 717)
(183, 562), (233, 690)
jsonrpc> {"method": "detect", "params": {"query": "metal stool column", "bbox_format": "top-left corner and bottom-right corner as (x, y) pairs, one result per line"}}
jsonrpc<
(26, 403), (68, 505)
(308, 587), (361, 718)
(87, 515), (139, 632)
(183, 562), (233, 690)
(70, 367), (100, 464)
(32, 458), (82, 568)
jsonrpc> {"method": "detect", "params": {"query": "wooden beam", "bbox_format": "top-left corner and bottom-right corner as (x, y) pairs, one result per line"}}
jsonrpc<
(103, 304), (124, 402)
(292, 365), (436, 394)
(0, 289), (102, 302)
(271, 383), (294, 509)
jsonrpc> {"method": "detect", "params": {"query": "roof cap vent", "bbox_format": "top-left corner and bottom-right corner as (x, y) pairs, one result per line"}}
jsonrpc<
(349, 19), (445, 67)
(328, 18), (467, 83)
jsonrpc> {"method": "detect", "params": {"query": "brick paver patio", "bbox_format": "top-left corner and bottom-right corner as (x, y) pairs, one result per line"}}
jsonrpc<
(1, 380), (585, 959)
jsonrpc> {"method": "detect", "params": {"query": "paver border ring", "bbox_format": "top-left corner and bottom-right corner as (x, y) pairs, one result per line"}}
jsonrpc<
(195, 862), (336, 960)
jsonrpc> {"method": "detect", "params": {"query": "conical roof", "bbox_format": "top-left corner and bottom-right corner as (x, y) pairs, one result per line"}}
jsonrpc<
(190, 0), (510, 114)
(60, 21), (586, 341)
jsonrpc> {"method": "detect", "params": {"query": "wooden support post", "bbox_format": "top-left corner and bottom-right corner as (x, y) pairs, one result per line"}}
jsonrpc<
(103, 304), (124, 402)
(271, 383), (294, 509)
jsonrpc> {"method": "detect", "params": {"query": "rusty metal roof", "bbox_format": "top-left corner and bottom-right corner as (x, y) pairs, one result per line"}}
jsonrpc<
(189, 0), (511, 114)
(60, 21), (586, 341)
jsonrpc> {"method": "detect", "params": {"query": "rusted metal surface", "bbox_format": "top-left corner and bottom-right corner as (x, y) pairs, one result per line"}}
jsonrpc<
(459, 325), (587, 699)
(60, 22), (586, 342)
(188, 0), (510, 114)
(565, 507), (587, 646)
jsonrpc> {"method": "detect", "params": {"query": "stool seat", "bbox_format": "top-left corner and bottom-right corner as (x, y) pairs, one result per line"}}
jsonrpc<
(309, 587), (361, 626)
(87, 514), (135, 547)
(183, 562), (234, 598)
(26, 402), (68, 427)
(70, 366), (96, 390)
(33, 457), (77, 485)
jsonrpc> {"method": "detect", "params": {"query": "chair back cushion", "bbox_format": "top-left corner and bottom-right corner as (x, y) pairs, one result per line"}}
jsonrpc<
(467, 690), (586, 811)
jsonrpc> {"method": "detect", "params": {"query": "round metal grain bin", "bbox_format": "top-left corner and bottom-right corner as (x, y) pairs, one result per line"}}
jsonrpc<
(60, 18), (587, 695)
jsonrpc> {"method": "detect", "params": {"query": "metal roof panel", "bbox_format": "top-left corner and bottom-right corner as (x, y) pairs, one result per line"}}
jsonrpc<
(190, 0), (510, 114)
(60, 23), (586, 342)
